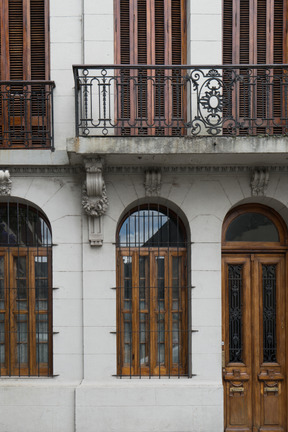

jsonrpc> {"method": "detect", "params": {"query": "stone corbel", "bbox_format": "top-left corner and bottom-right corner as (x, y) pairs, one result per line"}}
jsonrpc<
(251, 168), (269, 196)
(82, 158), (108, 246)
(144, 169), (161, 196)
(0, 170), (12, 196)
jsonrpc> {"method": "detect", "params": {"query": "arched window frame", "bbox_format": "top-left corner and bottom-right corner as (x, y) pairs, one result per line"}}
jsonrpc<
(116, 204), (189, 377)
(0, 201), (53, 377)
(222, 204), (288, 251)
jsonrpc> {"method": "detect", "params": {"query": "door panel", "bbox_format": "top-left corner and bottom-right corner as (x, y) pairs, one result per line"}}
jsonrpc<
(223, 254), (286, 432)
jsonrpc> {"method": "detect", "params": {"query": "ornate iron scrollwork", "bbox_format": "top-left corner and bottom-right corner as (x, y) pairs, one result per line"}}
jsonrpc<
(263, 265), (277, 363)
(228, 265), (243, 363)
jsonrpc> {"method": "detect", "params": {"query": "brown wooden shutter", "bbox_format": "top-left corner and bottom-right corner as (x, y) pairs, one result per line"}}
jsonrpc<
(223, 0), (233, 64)
(30, 0), (46, 80)
(115, 0), (186, 135)
(119, 0), (130, 64)
(8, 0), (24, 79)
(223, 0), (286, 65)
(116, 0), (186, 66)
(0, 0), (49, 147)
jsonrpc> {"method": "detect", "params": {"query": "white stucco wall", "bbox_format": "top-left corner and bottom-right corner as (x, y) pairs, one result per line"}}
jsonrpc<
(1, 167), (288, 431)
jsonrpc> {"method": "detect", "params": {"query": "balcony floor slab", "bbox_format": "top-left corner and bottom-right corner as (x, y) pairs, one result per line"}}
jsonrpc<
(67, 136), (288, 167)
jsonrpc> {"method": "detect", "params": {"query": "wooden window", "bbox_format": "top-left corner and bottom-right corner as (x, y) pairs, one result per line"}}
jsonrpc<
(0, 202), (52, 376)
(0, 0), (50, 148)
(114, 0), (187, 135)
(117, 206), (188, 377)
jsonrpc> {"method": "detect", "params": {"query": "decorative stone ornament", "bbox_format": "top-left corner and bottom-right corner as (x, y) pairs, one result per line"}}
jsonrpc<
(250, 168), (269, 196)
(82, 158), (108, 246)
(0, 170), (12, 196)
(144, 170), (161, 196)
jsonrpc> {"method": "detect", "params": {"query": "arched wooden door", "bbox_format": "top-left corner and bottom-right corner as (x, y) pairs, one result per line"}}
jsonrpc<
(222, 204), (288, 432)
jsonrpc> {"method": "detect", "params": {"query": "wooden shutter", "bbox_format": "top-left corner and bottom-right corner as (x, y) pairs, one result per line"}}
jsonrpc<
(223, 0), (286, 65)
(223, 0), (286, 133)
(1, 0), (48, 80)
(115, 0), (186, 135)
(0, 0), (49, 148)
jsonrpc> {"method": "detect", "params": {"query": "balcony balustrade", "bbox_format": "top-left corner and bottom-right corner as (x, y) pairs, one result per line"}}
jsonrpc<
(0, 81), (55, 149)
(73, 65), (288, 138)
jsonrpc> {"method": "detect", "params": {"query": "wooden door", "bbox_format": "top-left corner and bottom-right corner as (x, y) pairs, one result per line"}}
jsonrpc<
(222, 253), (287, 431)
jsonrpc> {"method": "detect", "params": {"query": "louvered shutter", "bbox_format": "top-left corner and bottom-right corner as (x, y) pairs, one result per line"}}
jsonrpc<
(115, 0), (186, 135)
(223, 0), (286, 134)
(0, 0), (49, 147)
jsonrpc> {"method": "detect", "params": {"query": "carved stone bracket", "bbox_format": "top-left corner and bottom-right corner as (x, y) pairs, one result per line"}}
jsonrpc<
(251, 168), (269, 196)
(0, 170), (12, 196)
(82, 158), (109, 246)
(144, 170), (161, 197)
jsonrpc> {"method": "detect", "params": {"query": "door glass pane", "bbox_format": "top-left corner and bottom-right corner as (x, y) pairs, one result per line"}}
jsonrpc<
(228, 264), (243, 362)
(263, 264), (277, 362)
(14, 257), (27, 311)
(226, 213), (279, 242)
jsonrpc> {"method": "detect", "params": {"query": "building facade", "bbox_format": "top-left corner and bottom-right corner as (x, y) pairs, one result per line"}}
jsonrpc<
(1, 0), (288, 431)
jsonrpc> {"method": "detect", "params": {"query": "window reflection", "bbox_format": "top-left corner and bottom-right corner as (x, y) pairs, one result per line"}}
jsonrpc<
(119, 209), (185, 247)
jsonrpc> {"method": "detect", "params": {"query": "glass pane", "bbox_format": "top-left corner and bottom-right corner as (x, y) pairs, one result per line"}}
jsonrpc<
(15, 257), (27, 311)
(35, 256), (48, 277)
(0, 314), (5, 344)
(226, 213), (279, 242)
(172, 257), (181, 309)
(140, 313), (148, 366)
(123, 256), (132, 300)
(139, 256), (148, 310)
(0, 312), (5, 364)
(0, 345), (5, 364)
(36, 314), (48, 342)
(263, 265), (277, 362)
(17, 316), (28, 364)
(157, 257), (165, 308)
(36, 343), (48, 364)
(157, 312), (165, 365)
(17, 344), (27, 364)
(228, 265), (243, 362)
(17, 316), (28, 342)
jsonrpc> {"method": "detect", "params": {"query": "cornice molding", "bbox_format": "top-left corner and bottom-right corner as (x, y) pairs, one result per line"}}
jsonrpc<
(105, 165), (288, 174)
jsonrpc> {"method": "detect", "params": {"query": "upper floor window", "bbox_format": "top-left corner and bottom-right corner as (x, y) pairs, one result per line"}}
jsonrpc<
(0, 202), (52, 376)
(0, 0), (54, 149)
(116, 205), (189, 377)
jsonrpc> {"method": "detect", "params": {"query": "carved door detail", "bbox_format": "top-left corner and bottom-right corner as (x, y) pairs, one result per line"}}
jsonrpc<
(222, 254), (286, 432)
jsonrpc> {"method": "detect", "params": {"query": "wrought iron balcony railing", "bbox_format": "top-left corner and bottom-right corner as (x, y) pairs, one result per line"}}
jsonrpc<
(73, 65), (288, 138)
(0, 81), (55, 149)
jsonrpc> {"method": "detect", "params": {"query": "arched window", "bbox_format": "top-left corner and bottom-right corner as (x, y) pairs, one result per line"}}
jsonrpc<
(0, 201), (52, 376)
(117, 205), (188, 377)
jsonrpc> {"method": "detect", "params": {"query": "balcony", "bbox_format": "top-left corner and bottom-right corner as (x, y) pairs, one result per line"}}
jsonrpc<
(73, 65), (288, 138)
(0, 81), (55, 149)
